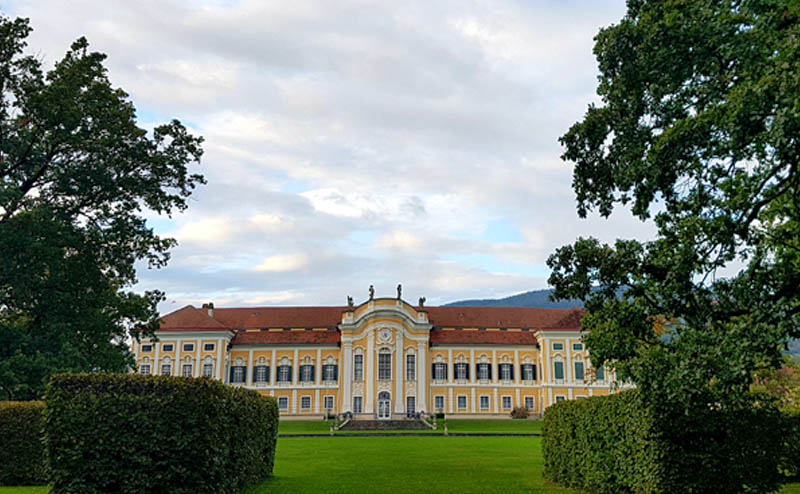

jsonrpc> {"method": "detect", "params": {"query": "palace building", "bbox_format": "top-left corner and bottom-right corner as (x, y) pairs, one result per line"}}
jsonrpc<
(132, 293), (618, 419)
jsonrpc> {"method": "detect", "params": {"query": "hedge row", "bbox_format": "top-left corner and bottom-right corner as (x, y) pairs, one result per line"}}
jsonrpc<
(542, 390), (784, 493)
(45, 373), (279, 494)
(0, 401), (47, 485)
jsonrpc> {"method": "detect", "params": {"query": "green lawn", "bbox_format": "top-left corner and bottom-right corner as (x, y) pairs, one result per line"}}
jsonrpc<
(277, 418), (542, 435)
(2, 435), (798, 493)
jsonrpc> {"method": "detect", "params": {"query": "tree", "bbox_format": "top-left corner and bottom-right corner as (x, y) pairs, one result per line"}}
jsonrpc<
(0, 17), (205, 400)
(547, 1), (799, 491)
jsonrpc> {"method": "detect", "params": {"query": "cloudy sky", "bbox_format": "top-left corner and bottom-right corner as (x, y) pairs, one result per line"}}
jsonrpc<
(5, 0), (656, 311)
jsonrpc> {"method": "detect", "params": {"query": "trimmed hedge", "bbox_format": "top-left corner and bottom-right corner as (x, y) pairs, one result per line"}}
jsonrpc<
(0, 401), (47, 485)
(542, 390), (784, 493)
(45, 373), (278, 494)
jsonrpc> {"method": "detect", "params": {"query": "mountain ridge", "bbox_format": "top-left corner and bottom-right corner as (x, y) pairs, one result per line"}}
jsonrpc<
(445, 288), (583, 309)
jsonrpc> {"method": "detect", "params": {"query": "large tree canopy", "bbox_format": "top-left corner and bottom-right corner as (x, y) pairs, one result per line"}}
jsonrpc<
(548, 0), (799, 489)
(0, 17), (204, 399)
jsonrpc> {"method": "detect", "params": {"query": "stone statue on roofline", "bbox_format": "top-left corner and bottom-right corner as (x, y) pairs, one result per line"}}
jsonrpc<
(397, 284), (402, 300)
(419, 296), (426, 307)
(347, 296), (354, 307)
(369, 285), (374, 300)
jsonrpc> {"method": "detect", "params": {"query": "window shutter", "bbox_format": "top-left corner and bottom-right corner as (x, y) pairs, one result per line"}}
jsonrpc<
(444, 364), (448, 380)
(229, 367), (234, 383)
(253, 366), (258, 382)
(432, 364), (436, 378)
(333, 365), (339, 381)
(488, 364), (492, 380)
(466, 364), (470, 380)
(510, 365), (514, 381)
(532, 364), (537, 380)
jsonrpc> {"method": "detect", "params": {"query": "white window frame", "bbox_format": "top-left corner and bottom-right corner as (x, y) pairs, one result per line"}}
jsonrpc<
(278, 397), (289, 411)
(300, 365), (314, 382)
(406, 354), (416, 381)
(455, 362), (468, 381)
(161, 364), (171, 376)
(202, 363), (213, 378)
(233, 366), (245, 383)
(324, 396), (334, 410)
(480, 395), (490, 410)
(378, 352), (391, 380)
(500, 363), (512, 381)
(183, 343), (195, 352)
(524, 397), (535, 410)
(278, 365), (291, 382)
(324, 364), (335, 382)
(255, 365), (268, 383)
(406, 396), (415, 414)
(353, 396), (363, 413)
(182, 363), (193, 377)
(204, 343), (215, 351)
(141, 344), (152, 352)
(434, 363), (446, 381)
(162, 344), (173, 352)
(300, 396), (311, 410)
(552, 342), (564, 351)
(457, 395), (468, 410)
(353, 354), (364, 381)
(522, 364), (535, 381)
(574, 361), (585, 382)
(434, 395), (445, 411)
(555, 395), (566, 403)
(478, 363), (490, 381)
(572, 343), (583, 351)
(139, 364), (151, 375)
(502, 395), (512, 410)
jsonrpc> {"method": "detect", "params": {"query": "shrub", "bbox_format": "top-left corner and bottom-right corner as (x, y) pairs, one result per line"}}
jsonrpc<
(510, 406), (529, 419)
(0, 401), (47, 485)
(542, 390), (783, 494)
(783, 412), (800, 479)
(45, 373), (278, 494)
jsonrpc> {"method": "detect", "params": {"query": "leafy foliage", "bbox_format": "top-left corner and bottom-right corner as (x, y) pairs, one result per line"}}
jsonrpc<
(44, 373), (278, 494)
(547, 1), (800, 490)
(0, 401), (46, 486)
(0, 16), (204, 400)
(510, 406), (529, 419)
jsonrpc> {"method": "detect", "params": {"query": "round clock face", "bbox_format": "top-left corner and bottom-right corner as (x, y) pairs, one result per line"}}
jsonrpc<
(379, 329), (391, 341)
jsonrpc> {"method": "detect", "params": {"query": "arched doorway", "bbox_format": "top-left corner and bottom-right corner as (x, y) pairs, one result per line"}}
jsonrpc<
(377, 391), (391, 419)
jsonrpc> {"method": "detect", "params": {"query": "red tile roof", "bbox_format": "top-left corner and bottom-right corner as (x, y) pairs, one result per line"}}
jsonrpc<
(232, 330), (340, 346)
(426, 307), (582, 329)
(159, 306), (230, 330)
(429, 330), (539, 346)
(212, 307), (346, 329)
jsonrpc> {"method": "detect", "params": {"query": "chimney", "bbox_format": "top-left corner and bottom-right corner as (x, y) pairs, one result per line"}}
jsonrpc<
(202, 302), (215, 317)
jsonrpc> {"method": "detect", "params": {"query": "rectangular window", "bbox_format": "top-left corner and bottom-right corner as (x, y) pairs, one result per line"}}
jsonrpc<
(552, 342), (564, 351)
(183, 343), (194, 352)
(324, 396), (334, 410)
(323, 364), (337, 382)
(204, 343), (215, 351)
(378, 353), (391, 380)
(477, 363), (490, 381)
(480, 395), (490, 410)
(139, 364), (151, 374)
(433, 363), (446, 381)
(203, 363), (213, 378)
(353, 396), (363, 413)
(278, 397), (289, 411)
(141, 344), (152, 352)
(455, 363), (468, 381)
(500, 363), (513, 381)
(554, 361), (564, 380)
(574, 361), (585, 381)
(524, 397), (535, 410)
(406, 354), (416, 381)
(406, 396), (416, 414)
(457, 395), (468, 410)
(300, 365), (314, 382)
(434, 395), (445, 411)
(182, 364), (192, 377)
(254, 365), (268, 382)
(278, 365), (291, 382)
(162, 344), (174, 352)
(595, 365), (605, 381)
(502, 396), (512, 410)
(161, 364), (171, 376)
(300, 396), (311, 410)
(555, 396), (566, 403)
(353, 354), (363, 381)
(232, 366), (245, 383)
(572, 343), (583, 351)
(522, 364), (536, 381)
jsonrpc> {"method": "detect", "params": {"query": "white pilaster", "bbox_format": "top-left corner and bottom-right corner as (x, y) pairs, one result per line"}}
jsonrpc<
(175, 339), (182, 377)
(566, 339), (573, 383)
(417, 341), (426, 411)
(194, 343), (201, 377)
(448, 349), (453, 384)
(470, 349), (475, 383)
(291, 389), (297, 414)
(448, 387), (454, 414)
(216, 339), (224, 380)
(471, 388), (476, 412)
(513, 349), (519, 384)
(366, 331), (375, 413)
(246, 349), (254, 386)
(315, 389), (320, 413)
(154, 342), (160, 377)
(492, 349), (498, 384)
(395, 332), (404, 413)
(292, 349), (299, 386)
(515, 388), (521, 407)
(342, 342), (353, 412)
(271, 349), (277, 385)
(493, 387), (499, 413)
(316, 348), (322, 384)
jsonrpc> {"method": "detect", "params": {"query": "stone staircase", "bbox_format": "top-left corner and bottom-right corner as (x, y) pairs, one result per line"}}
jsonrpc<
(338, 419), (432, 431)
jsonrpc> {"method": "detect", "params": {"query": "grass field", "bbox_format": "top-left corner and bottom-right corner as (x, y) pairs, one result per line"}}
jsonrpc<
(1, 432), (798, 493)
(277, 418), (542, 435)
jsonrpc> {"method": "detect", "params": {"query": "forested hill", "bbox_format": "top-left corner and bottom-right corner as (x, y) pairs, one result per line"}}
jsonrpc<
(444, 288), (584, 309)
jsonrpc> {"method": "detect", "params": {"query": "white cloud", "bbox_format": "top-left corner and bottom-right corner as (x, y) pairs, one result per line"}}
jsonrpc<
(253, 254), (309, 273)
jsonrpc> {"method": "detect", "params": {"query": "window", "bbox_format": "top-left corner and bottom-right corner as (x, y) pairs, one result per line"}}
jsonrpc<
(554, 361), (565, 380)
(434, 395), (445, 411)
(322, 364), (337, 382)
(457, 395), (468, 410)
(203, 363), (213, 378)
(477, 363), (490, 381)
(353, 354), (363, 381)
(500, 363), (513, 381)
(231, 366), (246, 383)
(406, 396), (415, 414)
(141, 344), (152, 352)
(522, 364), (536, 381)
(183, 343), (194, 352)
(139, 364), (151, 374)
(204, 343), (215, 351)
(278, 397), (289, 411)
(277, 365), (291, 382)
(524, 397), (535, 410)
(480, 395), (490, 410)
(555, 396), (566, 403)
(595, 365), (605, 381)
(502, 396), (512, 410)
(454, 363), (468, 381)
(572, 343), (583, 351)
(162, 344), (174, 352)
(161, 364), (171, 376)
(254, 365), (269, 383)
(552, 342), (564, 351)
(406, 354), (416, 381)
(324, 396), (334, 410)
(300, 365), (314, 382)
(574, 361), (585, 381)
(182, 364), (192, 377)
(353, 396), (363, 413)
(300, 396), (311, 410)
(433, 363), (447, 381)
(378, 352), (391, 380)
